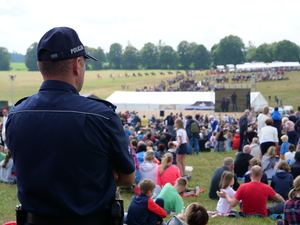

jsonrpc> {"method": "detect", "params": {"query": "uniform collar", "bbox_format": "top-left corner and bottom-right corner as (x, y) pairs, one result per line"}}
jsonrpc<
(39, 80), (79, 95)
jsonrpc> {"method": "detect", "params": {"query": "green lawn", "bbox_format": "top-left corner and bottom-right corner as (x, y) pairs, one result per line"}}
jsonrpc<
(0, 151), (279, 225)
(10, 63), (28, 71)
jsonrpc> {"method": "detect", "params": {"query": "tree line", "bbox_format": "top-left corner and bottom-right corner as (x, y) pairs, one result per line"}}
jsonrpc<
(0, 35), (299, 71)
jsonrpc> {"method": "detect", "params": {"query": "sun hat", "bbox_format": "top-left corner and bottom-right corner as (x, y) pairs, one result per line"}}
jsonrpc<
(37, 27), (97, 62)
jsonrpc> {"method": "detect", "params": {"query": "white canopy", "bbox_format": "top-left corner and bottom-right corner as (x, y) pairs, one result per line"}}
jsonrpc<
(106, 91), (267, 111)
(236, 61), (300, 70)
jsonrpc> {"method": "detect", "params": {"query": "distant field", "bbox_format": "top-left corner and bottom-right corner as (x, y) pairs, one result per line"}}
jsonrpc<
(10, 62), (28, 71)
(1, 66), (300, 110)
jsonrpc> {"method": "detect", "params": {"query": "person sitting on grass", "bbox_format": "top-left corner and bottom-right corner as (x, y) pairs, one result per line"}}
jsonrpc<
(166, 142), (177, 165)
(157, 153), (181, 187)
(217, 165), (285, 217)
(167, 202), (209, 225)
(140, 150), (159, 184)
(280, 175), (300, 225)
(285, 143), (296, 164)
(271, 160), (293, 200)
(244, 158), (268, 184)
(0, 151), (16, 184)
(156, 177), (187, 215)
(126, 179), (167, 225)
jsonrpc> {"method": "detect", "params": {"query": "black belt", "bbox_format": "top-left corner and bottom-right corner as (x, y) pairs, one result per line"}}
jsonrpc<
(26, 212), (107, 225)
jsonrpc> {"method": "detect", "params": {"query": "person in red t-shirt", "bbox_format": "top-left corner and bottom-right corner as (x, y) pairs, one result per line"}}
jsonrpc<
(217, 165), (284, 216)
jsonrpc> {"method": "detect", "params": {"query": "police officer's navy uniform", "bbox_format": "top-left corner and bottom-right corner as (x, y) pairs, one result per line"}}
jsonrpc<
(6, 80), (135, 224)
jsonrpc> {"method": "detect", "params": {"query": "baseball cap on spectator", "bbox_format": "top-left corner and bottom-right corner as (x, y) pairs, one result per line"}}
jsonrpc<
(37, 27), (97, 62)
(2, 109), (8, 112)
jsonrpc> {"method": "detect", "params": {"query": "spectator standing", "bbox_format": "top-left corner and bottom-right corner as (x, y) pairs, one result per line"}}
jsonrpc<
(1, 109), (8, 149)
(257, 106), (269, 136)
(259, 118), (279, 157)
(238, 109), (250, 152)
(175, 119), (188, 176)
(282, 117), (297, 147)
(165, 113), (175, 134)
(185, 115), (200, 155)
(279, 135), (289, 160)
(6, 27), (135, 224)
(214, 131), (227, 152)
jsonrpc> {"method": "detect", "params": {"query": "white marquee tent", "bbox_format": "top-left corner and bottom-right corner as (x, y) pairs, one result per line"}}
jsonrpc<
(236, 62), (300, 70)
(106, 91), (268, 111)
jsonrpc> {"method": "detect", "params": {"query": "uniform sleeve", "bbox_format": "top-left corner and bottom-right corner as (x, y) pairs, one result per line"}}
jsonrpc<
(147, 198), (167, 218)
(107, 112), (135, 174)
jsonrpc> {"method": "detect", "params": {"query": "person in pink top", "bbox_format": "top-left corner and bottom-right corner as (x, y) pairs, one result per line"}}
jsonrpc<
(157, 153), (181, 187)
(282, 117), (297, 147)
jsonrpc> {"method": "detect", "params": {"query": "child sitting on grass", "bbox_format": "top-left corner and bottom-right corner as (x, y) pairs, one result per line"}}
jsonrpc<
(156, 177), (187, 214)
(167, 202), (209, 225)
(126, 179), (167, 225)
(207, 171), (236, 217)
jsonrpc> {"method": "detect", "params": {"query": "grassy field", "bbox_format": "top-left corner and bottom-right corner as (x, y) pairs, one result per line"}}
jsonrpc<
(0, 66), (297, 224)
(1, 67), (300, 110)
(0, 151), (279, 225)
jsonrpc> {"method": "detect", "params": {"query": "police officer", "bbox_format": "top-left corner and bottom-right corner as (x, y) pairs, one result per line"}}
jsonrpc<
(6, 27), (135, 225)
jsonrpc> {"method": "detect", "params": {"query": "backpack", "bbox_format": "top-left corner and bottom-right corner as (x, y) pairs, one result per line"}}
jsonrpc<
(190, 121), (200, 133)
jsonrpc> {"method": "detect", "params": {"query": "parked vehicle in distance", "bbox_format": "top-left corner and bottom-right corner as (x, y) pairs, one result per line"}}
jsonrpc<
(269, 106), (293, 117)
(185, 101), (215, 110)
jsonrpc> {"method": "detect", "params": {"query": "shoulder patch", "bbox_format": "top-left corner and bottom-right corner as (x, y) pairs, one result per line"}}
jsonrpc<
(14, 97), (29, 106)
(87, 97), (117, 111)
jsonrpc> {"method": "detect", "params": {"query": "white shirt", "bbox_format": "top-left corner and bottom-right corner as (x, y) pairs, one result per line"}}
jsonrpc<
(177, 128), (187, 144)
(285, 151), (295, 162)
(257, 114), (269, 135)
(259, 126), (279, 143)
(217, 186), (235, 213)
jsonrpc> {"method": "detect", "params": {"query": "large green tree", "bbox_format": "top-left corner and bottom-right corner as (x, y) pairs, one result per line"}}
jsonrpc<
(213, 35), (245, 66)
(252, 43), (274, 63)
(25, 42), (38, 71)
(192, 44), (211, 69)
(0, 47), (11, 70)
(108, 43), (122, 69)
(177, 41), (192, 69)
(139, 42), (159, 69)
(244, 41), (256, 62)
(86, 47), (106, 70)
(158, 45), (178, 69)
(274, 40), (300, 62)
(121, 45), (139, 69)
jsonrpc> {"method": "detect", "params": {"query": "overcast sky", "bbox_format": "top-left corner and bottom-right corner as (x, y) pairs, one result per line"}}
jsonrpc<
(1, 0), (299, 55)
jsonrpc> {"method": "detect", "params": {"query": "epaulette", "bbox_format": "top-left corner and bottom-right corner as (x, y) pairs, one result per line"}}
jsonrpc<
(14, 97), (29, 106)
(87, 97), (117, 111)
